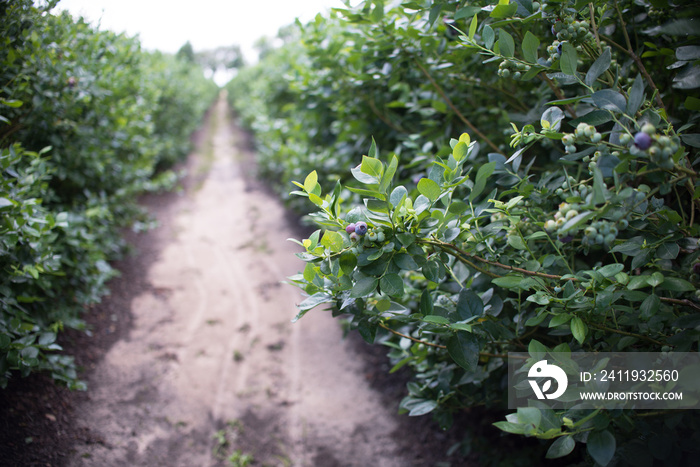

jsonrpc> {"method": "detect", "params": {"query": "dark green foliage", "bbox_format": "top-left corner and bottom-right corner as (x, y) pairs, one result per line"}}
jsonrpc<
(0, 0), (218, 388)
(231, 0), (700, 464)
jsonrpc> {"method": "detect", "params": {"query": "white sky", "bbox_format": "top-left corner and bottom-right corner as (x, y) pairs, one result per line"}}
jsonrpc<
(54, 0), (349, 63)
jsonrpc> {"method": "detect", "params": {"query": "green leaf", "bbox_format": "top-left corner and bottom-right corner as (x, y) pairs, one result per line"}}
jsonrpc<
(492, 275), (525, 290)
(627, 74), (645, 115)
(380, 273), (405, 298)
(685, 96), (700, 111)
(676, 45), (700, 61)
(339, 251), (357, 275)
(408, 399), (438, 416)
(546, 436), (576, 459)
(297, 292), (334, 313)
(455, 6), (481, 20)
(528, 339), (548, 359)
(396, 233), (416, 247)
(498, 29), (515, 57)
(592, 89), (626, 113)
(362, 155), (383, 180)
(366, 199), (389, 214)
(470, 161), (496, 200)
(368, 137), (378, 159)
(517, 407), (542, 431)
(303, 170), (318, 193)
(320, 230), (344, 253)
(422, 315), (450, 325)
(640, 294), (660, 320)
(417, 178), (441, 202)
(549, 313), (572, 328)
(587, 430), (616, 467)
(446, 331), (479, 371)
(453, 141), (469, 162)
(358, 318), (377, 344)
(559, 211), (596, 234)
(468, 14), (478, 40)
(611, 238), (644, 256)
(428, 2), (443, 25)
(570, 317), (587, 344)
(660, 277), (695, 292)
(627, 275), (650, 290)
(493, 421), (527, 434)
(394, 253), (419, 270)
(483, 25), (495, 49)
(655, 242), (679, 260)
(598, 263), (624, 278)
(38, 332), (56, 346)
(585, 48), (611, 87)
(631, 248), (655, 270)
(0, 99), (23, 108)
(682, 134), (700, 148)
(522, 31), (539, 63)
(592, 166), (607, 204)
(379, 154), (398, 194)
(347, 186), (386, 200)
(390, 185), (408, 207)
(351, 165), (379, 185)
(560, 42), (578, 76)
(455, 5), (481, 20)
(507, 235), (528, 250)
(490, 1), (518, 19)
(448, 200), (469, 215)
(420, 289), (433, 315)
(350, 277), (378, 298)
(422, 260), (441, 282)
(457, 289), (483, 320)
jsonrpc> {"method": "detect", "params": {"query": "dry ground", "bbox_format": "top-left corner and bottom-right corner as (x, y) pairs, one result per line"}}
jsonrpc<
(0, 95), (474, 467)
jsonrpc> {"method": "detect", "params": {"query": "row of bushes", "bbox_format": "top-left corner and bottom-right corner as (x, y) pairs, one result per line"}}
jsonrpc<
(227, 0), (700, 465)
(1, 0), (218, 388)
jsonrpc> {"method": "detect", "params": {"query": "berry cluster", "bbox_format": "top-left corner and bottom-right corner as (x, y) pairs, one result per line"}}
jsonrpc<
(543, 202), (582, 242)
(346, 221), (387, 254)
(619, 124), (679, 170)
(581, 220), (620, 248)
(543, 201), (629, 248)
(554, 176), (586, 200)
(498, 59), (532, 80)
(545, 40), (564, 67)
(561, 122), (603, 154)
(551, 17), (593, 45)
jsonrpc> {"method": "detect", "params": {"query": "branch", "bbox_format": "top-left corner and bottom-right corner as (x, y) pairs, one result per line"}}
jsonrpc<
(378, 322), (446, 349)
(613, 1), (666, 112)
(422, 238), (578, 282)
(377, 322), (517, 359)
(586, 321), (665, 346)
(660, 297), (700, 312)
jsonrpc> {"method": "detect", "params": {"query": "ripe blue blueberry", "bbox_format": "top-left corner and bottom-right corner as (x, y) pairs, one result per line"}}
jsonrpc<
(355, 221), (368, 236)
(693, 262), (700, 275)
(345, 223), (356, 234)
(634, 132), (652, 150)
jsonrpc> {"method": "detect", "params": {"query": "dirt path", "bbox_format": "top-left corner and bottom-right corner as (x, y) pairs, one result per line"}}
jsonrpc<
(65, 95), (422, 467)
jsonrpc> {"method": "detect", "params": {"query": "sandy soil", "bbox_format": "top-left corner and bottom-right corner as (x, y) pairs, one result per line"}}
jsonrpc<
(59, 95), (449, 467)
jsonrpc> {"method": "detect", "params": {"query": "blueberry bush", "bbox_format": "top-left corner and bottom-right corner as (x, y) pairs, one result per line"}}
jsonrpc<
(1, 0), (218, 388)
(229, 0), (700, 464)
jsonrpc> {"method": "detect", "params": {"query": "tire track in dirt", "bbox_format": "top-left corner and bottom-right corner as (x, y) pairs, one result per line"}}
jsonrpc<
(66, 95), (417, 466)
